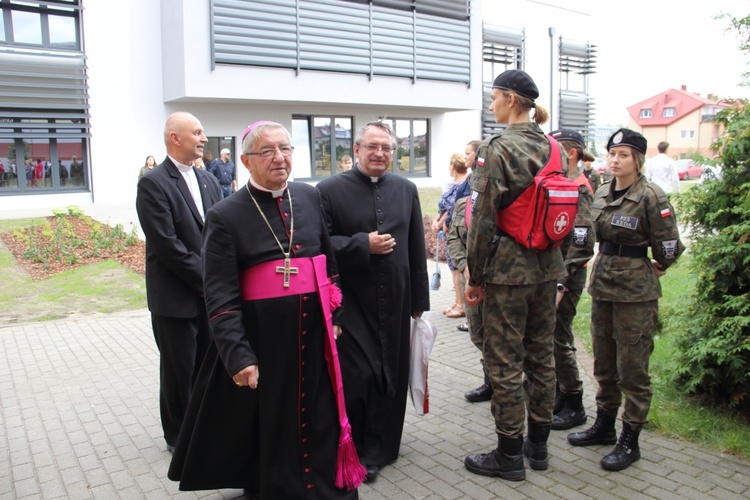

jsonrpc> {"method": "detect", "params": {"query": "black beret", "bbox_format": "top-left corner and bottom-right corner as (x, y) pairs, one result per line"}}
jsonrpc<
(606, 128), (647, 155)
(492, 69), (539, 101)
(550, 129), (584, 147)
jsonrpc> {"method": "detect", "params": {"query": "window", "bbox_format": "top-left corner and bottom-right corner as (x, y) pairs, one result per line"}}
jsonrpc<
(0, 136), (87, 192)
(1, 1), (81, 50)
(639, 109), (652, 118)
(680, 130), (696, 139)
(204, 136), (235, 171)
(291, 116), (353, 180)
(377, 118), (429, 176)
(663, 107), (676, 117)
(0, 1), (89, 196)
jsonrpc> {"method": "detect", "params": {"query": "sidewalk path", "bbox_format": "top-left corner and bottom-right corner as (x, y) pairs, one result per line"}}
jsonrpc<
(1, 260), (748, 499)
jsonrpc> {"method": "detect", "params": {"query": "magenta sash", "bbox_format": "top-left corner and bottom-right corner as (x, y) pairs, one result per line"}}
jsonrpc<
(239, 254), (365, 490)
(241, 257), (317, 300)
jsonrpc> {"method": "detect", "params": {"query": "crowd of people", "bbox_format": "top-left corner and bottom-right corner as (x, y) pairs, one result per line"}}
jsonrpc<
(135, 70), (683, 496)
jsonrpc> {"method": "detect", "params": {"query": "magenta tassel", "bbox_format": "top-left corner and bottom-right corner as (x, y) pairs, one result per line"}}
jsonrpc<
(329, 282), (343, 310)
(335, 420), (366, 490)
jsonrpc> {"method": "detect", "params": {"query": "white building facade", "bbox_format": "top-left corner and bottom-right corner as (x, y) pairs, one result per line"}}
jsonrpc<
(0, 0), (597, 211)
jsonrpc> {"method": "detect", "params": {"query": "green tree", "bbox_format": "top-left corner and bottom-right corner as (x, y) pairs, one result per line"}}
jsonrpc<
(671, 102), (750, 410)
(668, 13), (750, 411)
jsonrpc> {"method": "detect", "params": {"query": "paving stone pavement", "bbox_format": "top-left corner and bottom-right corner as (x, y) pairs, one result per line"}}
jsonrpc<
(1, 261), (749, 499)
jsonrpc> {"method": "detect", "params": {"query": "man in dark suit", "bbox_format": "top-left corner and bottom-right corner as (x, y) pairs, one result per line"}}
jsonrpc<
(136, 111), (222, 453)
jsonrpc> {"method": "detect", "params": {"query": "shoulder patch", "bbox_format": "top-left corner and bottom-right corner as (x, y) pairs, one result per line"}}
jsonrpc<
(662, 239), (678, 259)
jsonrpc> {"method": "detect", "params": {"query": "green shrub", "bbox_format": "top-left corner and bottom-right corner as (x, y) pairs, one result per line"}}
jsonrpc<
(669, 102), (750, 410)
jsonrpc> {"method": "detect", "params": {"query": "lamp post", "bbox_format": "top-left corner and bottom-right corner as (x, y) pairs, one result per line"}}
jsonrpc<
(549, 27), (555, 129)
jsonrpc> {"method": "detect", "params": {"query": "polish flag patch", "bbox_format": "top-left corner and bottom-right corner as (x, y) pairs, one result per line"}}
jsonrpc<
(476, 157), (485, 167)
(660, 207), (671, 218)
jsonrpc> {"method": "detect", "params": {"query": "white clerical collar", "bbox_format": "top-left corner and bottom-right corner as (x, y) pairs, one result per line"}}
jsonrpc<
(248, 176), (287, 198)
(354, 165), (383, 183)
(168, 155), (194, 172)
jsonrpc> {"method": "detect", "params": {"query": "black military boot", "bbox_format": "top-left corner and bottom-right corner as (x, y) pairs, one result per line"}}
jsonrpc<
(567, 410), (617, 446)
(551, 391), (587, 430)
(600, 422), (641, 471)
(553, 382), (564, 415)
(464, 368), (492, 403)
(464, 435), (525, 481)
(522, 421), (551, 470)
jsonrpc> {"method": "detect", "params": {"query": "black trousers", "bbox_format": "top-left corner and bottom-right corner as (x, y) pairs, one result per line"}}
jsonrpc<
(151, 309), (210, 447)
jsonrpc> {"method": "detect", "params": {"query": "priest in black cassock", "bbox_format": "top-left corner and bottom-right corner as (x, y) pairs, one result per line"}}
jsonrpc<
(316, 121), (430, 482)
(168, 121), (364, 499)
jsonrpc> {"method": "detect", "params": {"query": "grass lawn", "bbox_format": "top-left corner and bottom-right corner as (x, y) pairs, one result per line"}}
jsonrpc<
(0, 218), (146, 324)
(419, 186), (444, 218)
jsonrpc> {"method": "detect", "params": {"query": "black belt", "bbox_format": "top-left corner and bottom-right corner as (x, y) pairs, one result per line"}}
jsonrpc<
(599, 241), (648, 258)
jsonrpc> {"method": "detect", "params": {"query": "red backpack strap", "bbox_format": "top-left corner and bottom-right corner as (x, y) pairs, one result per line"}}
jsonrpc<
(541, 135), (564, 176)
(574, 173), (593, 194)
(465, 197), (472, 228)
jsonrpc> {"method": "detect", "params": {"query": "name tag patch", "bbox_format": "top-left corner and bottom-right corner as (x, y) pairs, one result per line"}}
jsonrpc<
(611, 214), (639, 230)
(573, 227), (588, 246)
(662, 239), (678, 259)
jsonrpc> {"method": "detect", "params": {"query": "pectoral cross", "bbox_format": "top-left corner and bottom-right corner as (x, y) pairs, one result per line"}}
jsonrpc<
(276, 254), (298, 288)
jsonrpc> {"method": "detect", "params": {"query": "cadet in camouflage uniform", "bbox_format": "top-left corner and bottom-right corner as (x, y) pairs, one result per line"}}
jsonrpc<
(463, 70), (566, 482)
(548, 129), (596, 431)
(583, 154), (601, 193)
(567, 128), (683, 472)
(446, 194), (488, 402)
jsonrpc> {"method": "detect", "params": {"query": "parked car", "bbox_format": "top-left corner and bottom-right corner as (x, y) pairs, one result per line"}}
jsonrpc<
(675, 159), (704, 180)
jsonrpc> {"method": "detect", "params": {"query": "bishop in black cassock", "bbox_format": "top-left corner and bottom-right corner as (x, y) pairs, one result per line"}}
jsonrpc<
(168, 122), (361, 499)
(316, 122), (430, 480)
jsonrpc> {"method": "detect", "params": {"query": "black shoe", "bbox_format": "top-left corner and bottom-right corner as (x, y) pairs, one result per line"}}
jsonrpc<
(522, 421), (550, 471)
(166, 444), (175, 454)
(464, 436), (525, 481)
(600, 422), (641, 471)
(567, 411), (617, 447)
(457, 323), (469, 332)
(553, 382), (564, 415)
(465, 368), (492, 402)
(364, 464), (380, 483)
(551, 391), (587, 430)
(464, 383), (492, 402)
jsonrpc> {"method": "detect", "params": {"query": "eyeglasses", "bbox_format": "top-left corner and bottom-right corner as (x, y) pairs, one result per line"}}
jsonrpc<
(358, 143), (396, 153)
(245, 146), (295, 160)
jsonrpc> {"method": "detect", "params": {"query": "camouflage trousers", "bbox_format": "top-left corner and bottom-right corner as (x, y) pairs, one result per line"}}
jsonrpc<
(482, 281), (556, 438)
(553, 288), (584, 393)
(459, 272), (484, 368)
(591, 299), (658, 425)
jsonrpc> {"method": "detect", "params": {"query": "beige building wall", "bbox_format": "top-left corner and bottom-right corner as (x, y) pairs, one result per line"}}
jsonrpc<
(629, 108), (722, 159)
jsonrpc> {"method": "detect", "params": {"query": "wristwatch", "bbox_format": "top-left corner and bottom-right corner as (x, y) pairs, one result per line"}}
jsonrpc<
(557, 283), (567, 292)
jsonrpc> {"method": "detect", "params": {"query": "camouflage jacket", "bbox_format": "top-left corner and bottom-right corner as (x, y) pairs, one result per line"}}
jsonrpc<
(447, 196), (469, 272)
(560, 180), (595, 291)
(585, 168), (601, 194)
(466, 122), (566, 286)
(587, 174), (682, 302)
